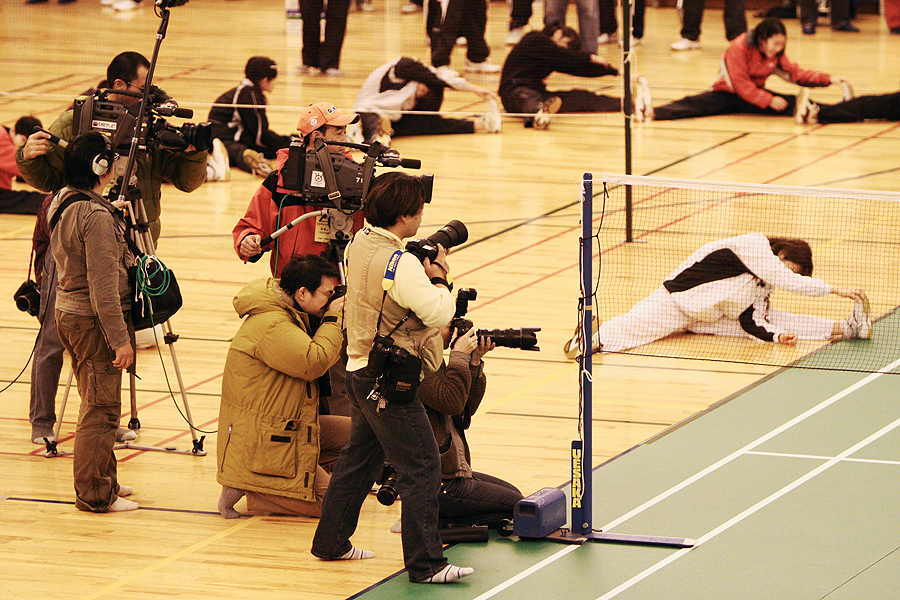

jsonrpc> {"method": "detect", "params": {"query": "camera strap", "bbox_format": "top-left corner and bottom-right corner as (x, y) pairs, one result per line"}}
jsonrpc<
(373, 250), (412, 338)
(313, 139), (343, 207)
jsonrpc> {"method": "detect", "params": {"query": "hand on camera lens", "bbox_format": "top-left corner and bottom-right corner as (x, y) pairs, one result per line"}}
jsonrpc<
(423, 244), (450, 281)
(452, 327), (478, 355)
(471, 336), (495, 365)
(327, 295), (345, 314)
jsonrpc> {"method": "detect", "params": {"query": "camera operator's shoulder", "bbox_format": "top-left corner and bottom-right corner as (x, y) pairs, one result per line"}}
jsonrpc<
(51, 110), (76, 142)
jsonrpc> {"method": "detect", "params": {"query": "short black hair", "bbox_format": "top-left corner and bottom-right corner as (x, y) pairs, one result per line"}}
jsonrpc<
(279, 254), (340, 297)
(364, 172), (427, 229)
(64, 132), (113, 191)
(751, 18), (787, 51)
(245, 56), (278, 84)
(769, 237), (813, 276)
(14, 116), (42, 138)
(107, 51), (150, 88)
(542, 22), (579, 46)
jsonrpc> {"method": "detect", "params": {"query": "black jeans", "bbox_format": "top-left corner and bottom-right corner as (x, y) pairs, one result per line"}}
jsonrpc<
(680, 0), (747, 41)
(299, 0), (351, 70)
(311, 369), (447, 582)
(430, 0), (490, 67)
(652, 90), (794, 120)
(501, 86), (622, 117)
(439, 472), (523, 527)
(817, 92), (900, 123)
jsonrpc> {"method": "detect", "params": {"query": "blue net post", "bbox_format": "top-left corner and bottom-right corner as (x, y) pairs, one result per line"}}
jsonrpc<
(572, 173), (593, 535)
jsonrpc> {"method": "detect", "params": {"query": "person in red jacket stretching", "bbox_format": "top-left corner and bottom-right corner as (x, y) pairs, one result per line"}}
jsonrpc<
(636, 19), (848, 122)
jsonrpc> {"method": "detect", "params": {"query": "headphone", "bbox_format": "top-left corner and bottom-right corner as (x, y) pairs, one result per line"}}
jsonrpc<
(91, 136), (115, 177)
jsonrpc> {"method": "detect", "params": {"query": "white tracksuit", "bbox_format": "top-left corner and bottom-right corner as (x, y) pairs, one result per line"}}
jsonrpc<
(594, 233), (836, 353)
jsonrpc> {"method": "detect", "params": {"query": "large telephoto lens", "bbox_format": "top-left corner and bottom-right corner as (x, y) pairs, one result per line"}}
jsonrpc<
(477, 327), (541, 351)
(427, 220), (468, 251)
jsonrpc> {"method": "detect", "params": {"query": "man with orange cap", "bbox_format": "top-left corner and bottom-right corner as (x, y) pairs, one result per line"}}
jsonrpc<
(232, 103), (362, 417)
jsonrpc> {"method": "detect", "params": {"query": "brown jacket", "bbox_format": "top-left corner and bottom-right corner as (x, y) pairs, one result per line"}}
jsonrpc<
(420, 350), (486, 479)
(48, 188), (131, 350)
(217, 278), (344, 501)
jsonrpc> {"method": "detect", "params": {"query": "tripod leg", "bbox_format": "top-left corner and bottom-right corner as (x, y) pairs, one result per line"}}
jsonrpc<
(45, 366), (74, 456)
(162, 320), (205, 454)
(128, 369), (140, 431)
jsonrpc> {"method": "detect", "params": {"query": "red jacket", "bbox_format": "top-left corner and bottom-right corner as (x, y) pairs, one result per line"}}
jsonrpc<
(711, 33), (832, 110)
(0, 126), (22, 190)
(232, 147), (365, 277)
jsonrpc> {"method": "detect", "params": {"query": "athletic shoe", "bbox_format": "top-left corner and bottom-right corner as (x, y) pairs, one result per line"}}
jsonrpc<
(832, 20), (860, 32)
(670, 37), (701, 51)
(358, 0), (374, 11)
(323, 68), (343, 76)
(597, 32), (618, 45)
(113, 0), (141, 11)
(794, 88), (812, 123)
(456, 37), (467, 46)
(633, 75), (653, 122)
(400, 1), (422, 13)
(807, 101), (820, 124)
(802, 22), (816, 34)
(618, 36), (642, 47)
(101, 0), (116, 4)
(846, 299), (873, 339)
(506, 26), (526, 45)
(840, 80), (855, 102)
(533, 96), (562, 130)
(465, 60), (501, 73)
(32, 426), (55, 445)
(207, 138), (230, 182)
(563, 314), (600, 359)
(375, 116), (393, 147)
(298, 64), (320, 75)
(481, 98), (502, 133)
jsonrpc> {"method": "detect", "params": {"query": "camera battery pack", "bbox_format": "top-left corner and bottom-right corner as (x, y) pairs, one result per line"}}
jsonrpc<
(513, 487), (567, 538)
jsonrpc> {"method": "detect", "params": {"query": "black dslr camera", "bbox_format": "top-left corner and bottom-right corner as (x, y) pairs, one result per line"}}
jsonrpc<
(279, 138), (433, 213)
(13, 280), (40, 317)
(375, 462), (399, 506)
(451, 288), (541, 351)
(72, 86), (212, 154)
(405, 220), (468, 263)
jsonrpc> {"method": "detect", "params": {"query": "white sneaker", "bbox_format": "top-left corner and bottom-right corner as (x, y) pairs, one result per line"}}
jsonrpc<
(207, 138), (230, 182)
(846, 299), (873, 339)
(840, 80), (855, 102)
(400, 1), (422, 12)
(464, 60), (501, 73)
(597, 32), (618, 45)
(533, 96), (562, 130)
(456, 37), (467, 46)
(323, 68), (343, 76)
(113, 0), (141, 11)
(481, 98), (502, 133)
(375, 116), (393, 146)
(794, 88), (811, 123)
(101, 0), (116, 5)
(670, 37), (701, 51)
(506, 26), (526, 45)
(633, 75), (652, 122)
(618, 36), (642, 47)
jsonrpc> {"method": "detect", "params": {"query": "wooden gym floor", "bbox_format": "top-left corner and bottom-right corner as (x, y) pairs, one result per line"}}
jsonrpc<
(1, 0), (899, 598)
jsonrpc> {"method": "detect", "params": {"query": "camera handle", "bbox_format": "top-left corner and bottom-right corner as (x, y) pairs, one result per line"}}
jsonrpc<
(246, 209), (328, 263)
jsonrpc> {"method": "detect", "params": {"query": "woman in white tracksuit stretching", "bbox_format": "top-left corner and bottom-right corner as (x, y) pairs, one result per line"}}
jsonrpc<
(592, 233), (871, 354)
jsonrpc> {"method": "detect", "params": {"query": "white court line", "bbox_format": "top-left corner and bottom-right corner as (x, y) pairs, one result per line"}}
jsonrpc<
(467, 357), (900, 600)
(596, 404), (900, 599)
(469, 544), (581, 600)
(746, 450), (900, 466)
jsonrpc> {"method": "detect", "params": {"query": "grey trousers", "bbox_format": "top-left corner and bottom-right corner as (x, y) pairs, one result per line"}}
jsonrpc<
(30, 255), (64, 430)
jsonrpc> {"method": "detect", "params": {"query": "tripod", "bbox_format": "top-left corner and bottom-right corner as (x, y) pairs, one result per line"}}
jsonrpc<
(43, 1), (205, 458)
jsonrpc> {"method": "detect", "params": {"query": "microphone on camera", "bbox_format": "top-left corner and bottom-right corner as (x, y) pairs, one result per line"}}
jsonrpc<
(399, 157), (421, 169)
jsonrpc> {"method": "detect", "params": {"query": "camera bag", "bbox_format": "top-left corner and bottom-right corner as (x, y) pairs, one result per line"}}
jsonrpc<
(49, 190), (182, 331)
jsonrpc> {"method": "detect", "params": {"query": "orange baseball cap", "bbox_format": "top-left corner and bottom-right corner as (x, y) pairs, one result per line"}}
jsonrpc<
(296, 102), (359, 135)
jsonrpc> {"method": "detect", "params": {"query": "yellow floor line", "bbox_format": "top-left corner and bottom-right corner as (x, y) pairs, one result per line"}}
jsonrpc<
(78, 515), (261, 600)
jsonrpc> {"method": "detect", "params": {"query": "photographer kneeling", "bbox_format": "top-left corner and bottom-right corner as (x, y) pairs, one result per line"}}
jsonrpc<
(420, 326), (523, 527)
(311, 172), (473, 584)
(217, 254), (350, 519)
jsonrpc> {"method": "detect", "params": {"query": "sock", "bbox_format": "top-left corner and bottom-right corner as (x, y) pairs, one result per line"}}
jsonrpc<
(337, 546), (374, 560)
(108, 497), (139, 512)
(421, 564), (474, 584)
(840, 318), (854, 339)
(117, 485), (133, 497)
(218, 486), (245, 519)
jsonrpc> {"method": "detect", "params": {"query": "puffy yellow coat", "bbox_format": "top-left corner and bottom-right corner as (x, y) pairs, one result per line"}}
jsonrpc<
(217, 278), (343, 500)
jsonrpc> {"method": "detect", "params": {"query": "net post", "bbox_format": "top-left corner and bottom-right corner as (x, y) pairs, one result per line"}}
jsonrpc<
(572, 173), (593, 535)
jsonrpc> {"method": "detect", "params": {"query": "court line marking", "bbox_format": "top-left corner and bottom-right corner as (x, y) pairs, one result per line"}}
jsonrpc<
(467, 357), (900, 600)
(745, 450), (900, 467)
(77, 515), (261, 600)
(596, 393), (900, 600)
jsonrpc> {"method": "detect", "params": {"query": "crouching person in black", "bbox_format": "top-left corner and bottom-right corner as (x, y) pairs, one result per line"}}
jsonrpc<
(311, 172), (474, 584)
(420, 325), (523, 528)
